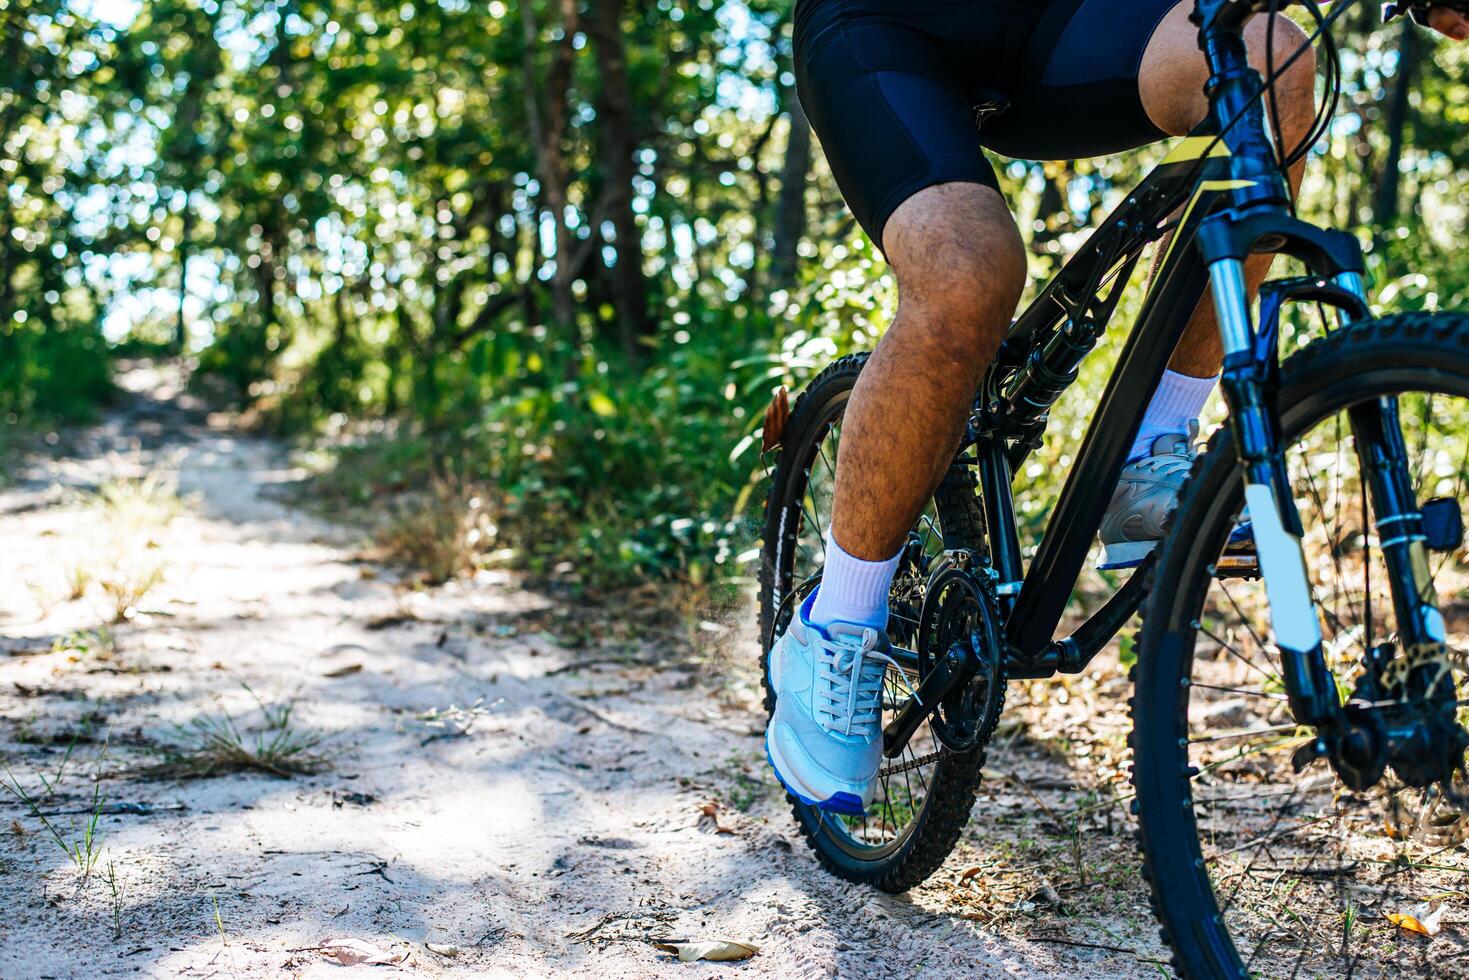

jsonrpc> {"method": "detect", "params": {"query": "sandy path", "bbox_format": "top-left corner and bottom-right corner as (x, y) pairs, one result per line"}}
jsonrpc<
(0, 369), (1153, 978)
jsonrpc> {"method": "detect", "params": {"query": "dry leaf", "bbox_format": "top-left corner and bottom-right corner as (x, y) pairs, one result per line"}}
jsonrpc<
(695, 799), (735, 835)
(315, 938), (409, 966)
(1385, 902), (1446, 937)
(653, 940), (759, 963)
(323, 663), (364, 678)
(424, 943), (461, 958)
(958, 866), (984, 884)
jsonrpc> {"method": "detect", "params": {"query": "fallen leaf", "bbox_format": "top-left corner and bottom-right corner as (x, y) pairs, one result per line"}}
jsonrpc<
(653, 940), (759, 963)
(424, 943), (461, 958)
(958, 866), (984, 884)
(323, 663), (364, 678)
(695, 800), (735, 835)
(1386, 902), (1446, 937)
(315, 938), (408, 966)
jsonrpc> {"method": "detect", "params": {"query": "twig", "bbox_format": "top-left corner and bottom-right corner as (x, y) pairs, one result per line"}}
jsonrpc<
(1027, 933), (1133, 955)
(1004, 771), (1063, 827)
(544, 655), (658, 677)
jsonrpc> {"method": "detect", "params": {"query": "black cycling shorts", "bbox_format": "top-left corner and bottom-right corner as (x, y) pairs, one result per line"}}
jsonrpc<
(794, 0), (1180, 249)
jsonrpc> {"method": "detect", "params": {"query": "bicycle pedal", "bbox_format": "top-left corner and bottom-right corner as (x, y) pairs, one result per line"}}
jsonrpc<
(1213, 543), (1259, 580)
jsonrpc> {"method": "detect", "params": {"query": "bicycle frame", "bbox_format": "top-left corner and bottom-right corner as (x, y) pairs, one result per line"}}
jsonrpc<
(970, 143), (1240, 676)
(956, 0), (1437, 728)
(867, 0), (1454, 772)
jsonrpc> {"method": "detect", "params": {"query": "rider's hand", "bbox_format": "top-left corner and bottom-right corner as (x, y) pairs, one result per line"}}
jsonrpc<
(1427, 5), (1469, 39)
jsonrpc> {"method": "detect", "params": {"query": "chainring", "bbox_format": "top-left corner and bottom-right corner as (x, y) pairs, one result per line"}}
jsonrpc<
(916, 564), (1006, 753)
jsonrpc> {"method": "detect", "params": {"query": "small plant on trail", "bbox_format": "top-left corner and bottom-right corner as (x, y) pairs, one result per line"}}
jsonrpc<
(52, 628), (117, 665)
(376, 473), (497, 584)
(2, 762), (108, 879)
(89, 474), (185, 531)
(147, 684), (328, 779)
(62, 474), (184, 621)
(107, 858), (124, 939)
(96, 558), (165, 622)
(63, 563), (93, 601)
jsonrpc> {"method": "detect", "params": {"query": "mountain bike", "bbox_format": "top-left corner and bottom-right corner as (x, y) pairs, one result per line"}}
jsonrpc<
(758, 0), (1469, 975)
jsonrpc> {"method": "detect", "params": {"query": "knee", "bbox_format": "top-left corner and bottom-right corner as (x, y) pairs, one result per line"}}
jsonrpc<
(1144, 13), (1317, 138)
(881, 183), (1026, 360)
(1245, 14), (1318, 127)
(896, 231), (1026, 349)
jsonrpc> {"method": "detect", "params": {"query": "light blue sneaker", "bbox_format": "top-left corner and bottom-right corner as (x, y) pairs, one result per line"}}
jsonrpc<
(765, 591), (899, 816)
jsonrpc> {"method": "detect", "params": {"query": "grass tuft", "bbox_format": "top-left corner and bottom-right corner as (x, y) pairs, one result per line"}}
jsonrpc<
(52, 474), (184, 620)
(2, 760), (108, 879)
(89, 474), (186, 530)
(145, 684), (328, 779)
(374, 473), (497, 584)
(96, 559), (165, 622)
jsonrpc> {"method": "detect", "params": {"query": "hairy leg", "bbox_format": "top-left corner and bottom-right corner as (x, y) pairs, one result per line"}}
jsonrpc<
(828, 182), (1026, 561)
(1139, 3), (1319, 376)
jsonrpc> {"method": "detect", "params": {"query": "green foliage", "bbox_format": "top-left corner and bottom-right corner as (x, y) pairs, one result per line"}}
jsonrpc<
(4, 2), (1467, 589)
(0, 1), (117, 423)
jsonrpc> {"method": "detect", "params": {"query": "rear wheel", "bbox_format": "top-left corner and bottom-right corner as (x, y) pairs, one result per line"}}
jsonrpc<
(758, 353), (995, 891)
(1134, 313), (1469, 977)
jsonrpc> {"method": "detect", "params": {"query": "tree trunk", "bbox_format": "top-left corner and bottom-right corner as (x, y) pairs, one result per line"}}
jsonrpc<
(520, 0), (579, 330)
(770, 94), (812, 289)
(176, 195), (192, 355)
(1374, 20), (1418, 233)
(588, 0), (653, 362)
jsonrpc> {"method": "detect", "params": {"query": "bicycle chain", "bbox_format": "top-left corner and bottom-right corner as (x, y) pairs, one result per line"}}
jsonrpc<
(878, 751), (943, 777)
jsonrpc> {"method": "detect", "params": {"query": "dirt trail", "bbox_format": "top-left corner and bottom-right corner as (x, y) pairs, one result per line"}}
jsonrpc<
(0, 368), (1155, 978)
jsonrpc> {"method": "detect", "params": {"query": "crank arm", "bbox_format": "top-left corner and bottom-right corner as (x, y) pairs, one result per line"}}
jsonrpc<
(881, 640), (978, 759)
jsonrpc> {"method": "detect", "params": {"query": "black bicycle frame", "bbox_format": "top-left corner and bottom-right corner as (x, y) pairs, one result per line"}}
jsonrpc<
(960, 0), (1407, 711)
(970, 146), (1228, 676)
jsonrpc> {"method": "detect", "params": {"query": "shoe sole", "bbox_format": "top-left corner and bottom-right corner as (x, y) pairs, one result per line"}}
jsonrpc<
(1098, 524), (1254, 572)
(764, 725), (868, 817)
(1098, 538), (1158, 571)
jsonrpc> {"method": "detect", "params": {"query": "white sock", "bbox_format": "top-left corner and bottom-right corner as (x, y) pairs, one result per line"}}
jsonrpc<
(808, 532), (903, 632)
(1128, 369), (1218, 461)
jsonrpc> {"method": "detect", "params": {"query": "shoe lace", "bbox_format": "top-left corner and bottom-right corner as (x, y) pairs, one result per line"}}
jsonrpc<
(1132, 448), (1195, 478)
(1132, 429), (1198, 478)
(812, 631), (905, 739)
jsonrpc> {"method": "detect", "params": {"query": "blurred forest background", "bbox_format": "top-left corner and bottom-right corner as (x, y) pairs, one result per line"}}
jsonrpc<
(2, 0), (1467, 595)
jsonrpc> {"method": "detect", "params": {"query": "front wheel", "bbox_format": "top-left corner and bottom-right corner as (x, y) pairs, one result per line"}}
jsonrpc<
(1133, 312), (1469, 977)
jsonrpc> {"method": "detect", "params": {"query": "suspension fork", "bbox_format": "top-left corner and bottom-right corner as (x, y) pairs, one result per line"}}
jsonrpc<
(1324, 271), (1445, 651)
(1210, 257), (1341, 728)
(1348, 399), (1445, 649)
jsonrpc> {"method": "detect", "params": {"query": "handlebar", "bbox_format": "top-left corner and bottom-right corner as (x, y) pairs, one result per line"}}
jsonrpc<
(1199, 0), (1469, 30)
(1385, 0), (1469, 24)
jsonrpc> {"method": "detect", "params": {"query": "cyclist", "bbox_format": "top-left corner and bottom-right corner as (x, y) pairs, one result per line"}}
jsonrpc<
(765, 0), (1469, 815)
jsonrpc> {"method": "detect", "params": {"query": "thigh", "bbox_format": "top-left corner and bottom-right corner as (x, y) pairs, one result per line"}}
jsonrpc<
(794, 0), (1009, 252)
(978, 0), (1181, 162)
